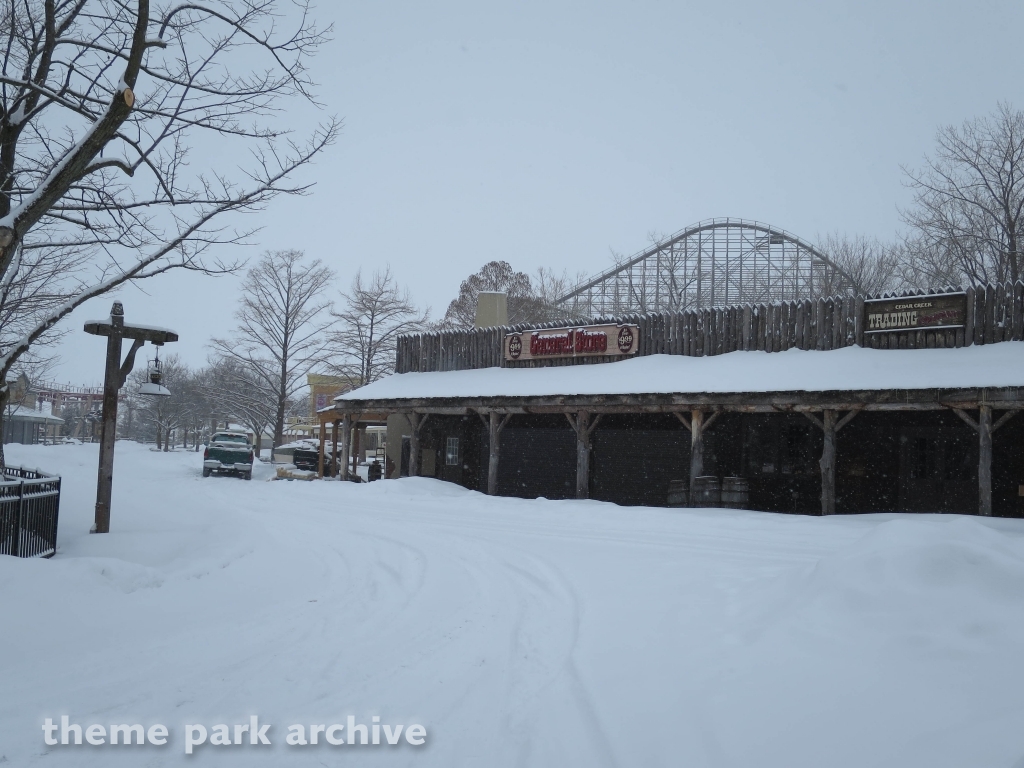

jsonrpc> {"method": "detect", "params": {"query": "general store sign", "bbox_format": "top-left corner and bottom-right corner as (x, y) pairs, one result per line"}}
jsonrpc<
(504, 324), (639, 361)
(863, 293), (967, 334)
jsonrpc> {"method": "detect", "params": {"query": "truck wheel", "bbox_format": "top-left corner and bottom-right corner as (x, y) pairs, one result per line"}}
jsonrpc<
(202, 468), (211, 478)
(244, 471), (252, 480)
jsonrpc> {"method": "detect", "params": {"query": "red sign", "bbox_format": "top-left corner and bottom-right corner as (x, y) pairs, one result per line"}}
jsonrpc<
(504, 324), (639, 361)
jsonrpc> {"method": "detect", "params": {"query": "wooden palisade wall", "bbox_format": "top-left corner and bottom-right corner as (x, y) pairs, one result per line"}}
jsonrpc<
(395, 282), (1024, 374)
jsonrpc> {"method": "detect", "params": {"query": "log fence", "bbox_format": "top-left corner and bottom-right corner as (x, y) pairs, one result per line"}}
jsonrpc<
(396, 282), (1024, 375)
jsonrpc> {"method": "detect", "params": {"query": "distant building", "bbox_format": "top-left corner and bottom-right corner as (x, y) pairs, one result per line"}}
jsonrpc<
(3, 376), (67, 444)
(308, 373), (357, 417)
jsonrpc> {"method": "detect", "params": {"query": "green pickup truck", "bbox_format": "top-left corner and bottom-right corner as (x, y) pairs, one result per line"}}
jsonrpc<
(203, 431), (254, 480)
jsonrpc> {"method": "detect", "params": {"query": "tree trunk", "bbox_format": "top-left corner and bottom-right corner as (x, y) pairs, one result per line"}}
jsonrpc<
(274, 348), (289, 447)
(155, 424), (162, 450)
(274, 394), (286, 449)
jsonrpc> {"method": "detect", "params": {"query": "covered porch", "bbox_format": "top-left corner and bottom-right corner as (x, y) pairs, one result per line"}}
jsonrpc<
(318, 344), (1024, 516)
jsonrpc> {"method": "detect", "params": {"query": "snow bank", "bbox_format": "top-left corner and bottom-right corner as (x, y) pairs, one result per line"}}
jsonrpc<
(805, 516), (1024, 615)
(707, 516), (1024, 767)
(339, 342), (1024, 401)
(1, 443), (1023, 767)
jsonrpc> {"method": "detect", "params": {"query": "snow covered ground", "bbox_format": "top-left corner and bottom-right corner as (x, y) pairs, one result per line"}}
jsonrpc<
(2, 442), (1024, 767)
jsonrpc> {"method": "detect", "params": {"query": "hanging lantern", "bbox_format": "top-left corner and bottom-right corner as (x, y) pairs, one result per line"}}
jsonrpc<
(139, 348), (171, 397)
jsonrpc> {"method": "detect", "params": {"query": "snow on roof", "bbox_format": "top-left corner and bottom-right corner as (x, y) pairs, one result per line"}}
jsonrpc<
(336, 342), (1024, 402)
(6, 404), (64, 423)
(83, 316), (178, 335)
(274, 439), (319, 451)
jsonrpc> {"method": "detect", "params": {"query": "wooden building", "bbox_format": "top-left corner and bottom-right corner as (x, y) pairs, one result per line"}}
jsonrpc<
(317, 285), (1024, 517)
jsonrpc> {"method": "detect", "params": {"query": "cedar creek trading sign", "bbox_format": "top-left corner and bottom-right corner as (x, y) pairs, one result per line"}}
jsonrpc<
(504, 324), (639, 362)
(863, 292), (967, 334)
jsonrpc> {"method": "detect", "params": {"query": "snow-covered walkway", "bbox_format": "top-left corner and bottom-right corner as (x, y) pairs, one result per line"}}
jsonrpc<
(2, 442), (1023, 767)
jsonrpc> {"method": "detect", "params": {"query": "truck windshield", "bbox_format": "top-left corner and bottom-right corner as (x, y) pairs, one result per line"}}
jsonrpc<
(212, 434), (248, 444)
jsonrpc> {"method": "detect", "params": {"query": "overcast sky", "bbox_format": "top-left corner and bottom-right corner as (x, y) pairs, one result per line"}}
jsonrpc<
(54, 0), (1024, 386)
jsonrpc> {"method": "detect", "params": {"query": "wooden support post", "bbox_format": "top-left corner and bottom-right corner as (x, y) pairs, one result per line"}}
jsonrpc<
(576, 411), (591, 500)
(677, 409), (720, 505)
(408, 415), (419, 478)
(950, 405), (1015, 517)
(979, 405), (993, 517)
(566, 411), (602, 500)
(340, 413), (351, 480)
(802, 408), (859, 516)
(689, 410), (704, 498)
(352, 425), (361, 478)
(407, 413), (429, 477)
(331, 419), (339, 477)
(317, 419), (327, 478)
(484, 411), (512, 495)
(820, 409), (837, 516)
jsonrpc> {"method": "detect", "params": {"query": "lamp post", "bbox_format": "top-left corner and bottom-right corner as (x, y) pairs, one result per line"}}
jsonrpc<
(84, 302), (178, 533)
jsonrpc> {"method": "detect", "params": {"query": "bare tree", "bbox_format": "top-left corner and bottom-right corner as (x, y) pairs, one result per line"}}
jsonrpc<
(816, 233), (904, 296)
(0, 0), (338, 442)
(129, 352), (188, 450)
(531, 266), (584, 322)
(174, 368), (212, 449)
(211, 249), (333, 446)
(902, 103), (1024, 286)
(118, 369), (145, 442)
(330, 267), (428, 386)
(894, 237), (966, 291)
(203, 355), (276, 453)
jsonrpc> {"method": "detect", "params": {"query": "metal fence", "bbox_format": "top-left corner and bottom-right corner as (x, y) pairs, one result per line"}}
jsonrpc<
(0, 466), (61, 558)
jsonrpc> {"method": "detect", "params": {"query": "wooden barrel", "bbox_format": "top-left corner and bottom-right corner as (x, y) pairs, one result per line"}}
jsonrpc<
(691, 476), (721, 508)
(667, 479), (689, 507)
(721, 476), (749, 509)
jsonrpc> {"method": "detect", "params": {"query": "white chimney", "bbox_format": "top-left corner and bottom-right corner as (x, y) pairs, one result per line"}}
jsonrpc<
(475, 291), (508, 328)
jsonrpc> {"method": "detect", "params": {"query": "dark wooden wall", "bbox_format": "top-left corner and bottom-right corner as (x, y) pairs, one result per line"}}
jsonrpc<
(421, 411), (1021, 516)
(590, 414), (690, 507)
(494, 418), (577, 500)
(395, 282), (1024, 374)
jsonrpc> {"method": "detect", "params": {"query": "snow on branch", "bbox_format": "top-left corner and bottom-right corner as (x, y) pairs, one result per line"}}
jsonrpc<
(0, 0), (338, 383)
